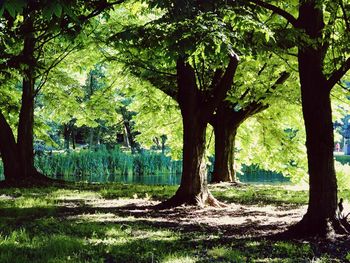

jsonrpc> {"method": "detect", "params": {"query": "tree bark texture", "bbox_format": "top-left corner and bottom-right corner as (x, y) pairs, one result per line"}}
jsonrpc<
(0, 111), (21, 182)
(210, 99), (267, 183)
(210, 102), (243, 183)
(17, 19), (37, 179)
(290, 0), (340, 236)
(159, 55), (239, 207)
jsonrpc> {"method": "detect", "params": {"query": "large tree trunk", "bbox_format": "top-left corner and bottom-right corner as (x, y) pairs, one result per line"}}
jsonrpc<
(158, 56), (239, 208)
(290, 49), (339, 236)
(0, 111), (21, 182)
(162, 62), (215, 206)
(17, 20), (37, 179)
(287, 1), (346, 236)
(173, 112), (211, 204)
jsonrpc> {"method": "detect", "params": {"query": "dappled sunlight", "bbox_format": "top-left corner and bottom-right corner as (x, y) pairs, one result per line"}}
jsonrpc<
(161, 254), (198, 263)
(1, 185), (350, 261)
(50, 189), (102, 201)
(71, 213), (135, 223)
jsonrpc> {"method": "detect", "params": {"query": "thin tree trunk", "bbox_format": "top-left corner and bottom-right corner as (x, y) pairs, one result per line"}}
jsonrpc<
(63, 124), (70, 150)
(210, 103), (249, 184)
(89, 129), (94, 149)
(210, 102), (242, 183)
(71, 128), (76, 149)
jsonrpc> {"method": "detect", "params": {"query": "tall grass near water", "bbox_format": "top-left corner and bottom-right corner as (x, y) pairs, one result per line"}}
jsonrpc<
(34, 147), (182, 180)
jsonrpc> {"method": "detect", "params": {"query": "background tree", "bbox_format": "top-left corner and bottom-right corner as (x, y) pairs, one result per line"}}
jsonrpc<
(209, 53), (296, 183)
(0, 0), (122, 184)
(243, 0), (350, 236)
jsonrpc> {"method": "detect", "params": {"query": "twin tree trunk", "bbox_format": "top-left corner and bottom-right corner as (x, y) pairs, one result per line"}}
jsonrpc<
(160, 55), (239, 207)
(209, 71), (289, 184)
(0, 17), (41, 184)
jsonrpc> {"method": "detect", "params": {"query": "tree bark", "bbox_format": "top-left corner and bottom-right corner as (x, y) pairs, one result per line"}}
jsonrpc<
(286, 1), (342, 236)
(17, 17), (37, 179)
(173, 112), (210, 205)
(212, 124), (238, 183)
(158, 55), (239, 208)
(0, 111), (21, 182)
(63, 124), (70, 150)
(291, 50), (339, 236)
(210, 101), (264, 183)
(211, 102), (241, 183)
(71, 128), (76, 149)
(209, 69), (290, 183)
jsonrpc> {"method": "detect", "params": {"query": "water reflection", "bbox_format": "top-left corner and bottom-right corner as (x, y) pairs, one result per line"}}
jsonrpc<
(53, 171), (290, 186)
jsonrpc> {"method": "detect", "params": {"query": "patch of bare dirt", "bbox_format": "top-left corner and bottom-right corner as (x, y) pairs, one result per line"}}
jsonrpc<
(59, 197), (307, 239)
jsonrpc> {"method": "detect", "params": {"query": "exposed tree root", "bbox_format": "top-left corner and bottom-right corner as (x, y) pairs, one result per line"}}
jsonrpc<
(276, 213), (350, 239)
(154, 190), (227, 210)
(210, 179), (241, 185)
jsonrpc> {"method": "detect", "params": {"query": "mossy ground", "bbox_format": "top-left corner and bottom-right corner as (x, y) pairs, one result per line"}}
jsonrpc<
(0, 183), (350, 262)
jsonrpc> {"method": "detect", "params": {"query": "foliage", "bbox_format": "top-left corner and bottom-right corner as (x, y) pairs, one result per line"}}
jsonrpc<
(335, 161), (350, 191)
(236, 104), (307, 183)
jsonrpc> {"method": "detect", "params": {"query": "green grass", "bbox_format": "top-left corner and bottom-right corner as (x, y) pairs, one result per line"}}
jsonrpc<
(0, 183), (348, 262)
(211, 184), (308, 206)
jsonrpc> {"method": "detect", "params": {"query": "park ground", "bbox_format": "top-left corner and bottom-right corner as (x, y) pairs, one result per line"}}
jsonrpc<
(1, 183), (350, 262)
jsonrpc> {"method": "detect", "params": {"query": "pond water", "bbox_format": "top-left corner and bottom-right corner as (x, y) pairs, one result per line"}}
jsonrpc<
(52, 171), (290, 185)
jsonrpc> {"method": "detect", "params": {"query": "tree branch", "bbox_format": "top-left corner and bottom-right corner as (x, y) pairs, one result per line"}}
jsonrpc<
(34, 44), (78, 97)
(327, 57), (350, 90)
(245, 0), (299, 28)
(340, 0), (350, 32)
(204, 53), (240, 119)
(243, 71), (291, 116)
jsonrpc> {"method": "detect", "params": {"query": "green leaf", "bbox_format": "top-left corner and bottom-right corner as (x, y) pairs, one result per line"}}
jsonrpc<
(265, 31), (270, 42)
(53, 4), (62, 17)
(43, 6), (53, 20)
(0, 6), (4, 18)
(5, 3), (16, 18)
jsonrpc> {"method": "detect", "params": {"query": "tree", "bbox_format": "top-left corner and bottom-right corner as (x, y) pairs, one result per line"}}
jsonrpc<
(210, 55), (292, 183)
(0, 0), (122, 185)
(106, 2), (279, 206)
(243, 0), (350, 236)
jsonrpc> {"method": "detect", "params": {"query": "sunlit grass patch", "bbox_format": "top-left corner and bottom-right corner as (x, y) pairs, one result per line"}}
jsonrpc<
(161, 253), (198, 263)
(207, 246), (247, 262)
(98, 183), (177, 200)
(271, 241), (313, 258)
(211, 184), (308, 205)
(0, 229), (85, 263)
(50, 189), (101, 200)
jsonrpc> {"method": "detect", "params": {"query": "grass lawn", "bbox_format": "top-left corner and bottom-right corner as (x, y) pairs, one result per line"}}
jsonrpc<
(0, 183), (349, 262)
